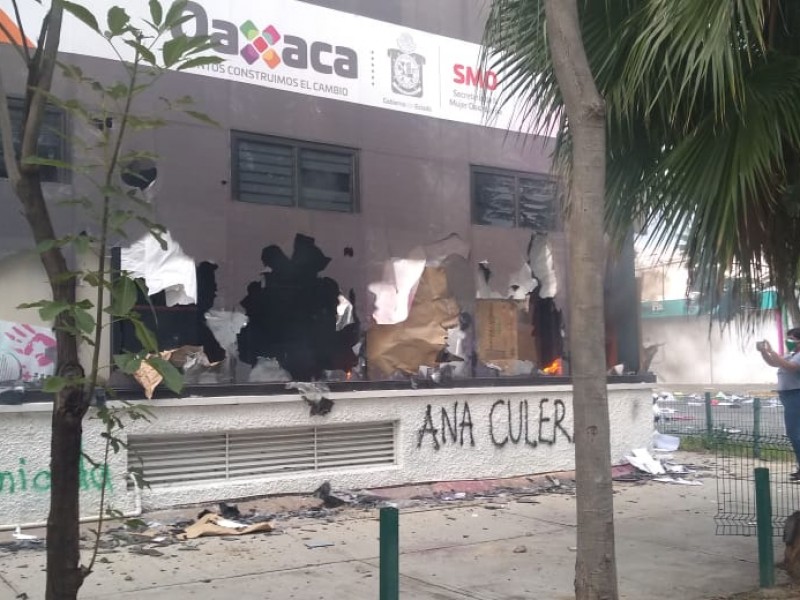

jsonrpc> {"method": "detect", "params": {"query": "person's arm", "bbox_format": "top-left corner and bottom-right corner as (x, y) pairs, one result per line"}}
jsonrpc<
(763, 346), (800, 371)
(759, 342), (781, 367)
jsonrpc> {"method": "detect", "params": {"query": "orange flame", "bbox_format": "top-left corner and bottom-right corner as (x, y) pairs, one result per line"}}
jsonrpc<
(345, 370), (352, 381)
(542, 358), (562, 375)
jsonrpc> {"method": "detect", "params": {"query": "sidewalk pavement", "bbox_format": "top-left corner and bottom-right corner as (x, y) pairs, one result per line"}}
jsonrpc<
(0, 452), (786, 599)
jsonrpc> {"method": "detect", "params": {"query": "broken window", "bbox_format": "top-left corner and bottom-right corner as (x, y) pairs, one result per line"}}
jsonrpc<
(472, 166), (556, 231)
(232, 132), (358, 212)
(0, 97), (68, 183)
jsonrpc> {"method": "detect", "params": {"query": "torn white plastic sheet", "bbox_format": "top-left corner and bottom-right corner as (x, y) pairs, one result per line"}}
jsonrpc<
(446, 326), (468, 359)
(120, 231), (197, 305)
(368, 247), (426, 325)
(653, 433), (681, 452)
(336, 295), (355, 331)
(528, 236), (557, 299)
(476, 261), (503, 299)
(507, 263), (537, 301)
(423, 234), (470, 266)
(369, 234), (469, 325)
(625, 448), (666, 475)
(249, 357), (291, 382)
(205, 309), (248, 353)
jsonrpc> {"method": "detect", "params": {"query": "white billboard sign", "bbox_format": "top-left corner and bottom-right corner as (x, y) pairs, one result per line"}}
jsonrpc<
(0, 0), (543, 134)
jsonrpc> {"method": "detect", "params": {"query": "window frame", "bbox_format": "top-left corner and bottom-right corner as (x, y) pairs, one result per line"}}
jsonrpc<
(1, 96), (69, 184)
(470, 164), (559, 231)
(231, 131), (359, 213)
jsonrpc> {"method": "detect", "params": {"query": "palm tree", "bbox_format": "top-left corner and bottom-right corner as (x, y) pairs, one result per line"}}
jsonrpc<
(482, 0), (800, 325)
(482, 1), (800, 598)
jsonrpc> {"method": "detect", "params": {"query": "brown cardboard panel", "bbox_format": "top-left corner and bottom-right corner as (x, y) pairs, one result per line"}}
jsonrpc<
(476, 300), (518, 362)
(367, 267), (460, 378)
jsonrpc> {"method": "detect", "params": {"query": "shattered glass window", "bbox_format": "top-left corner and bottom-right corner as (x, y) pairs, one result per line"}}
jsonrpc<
(233, 132), (357, 212)
(472, 166), (557, 231)
(234, 137), (295, 206)
(473, 171), (515, 227)
(298, 148), (355, 212)
(0, 97), (66, 183)
(518, 176), (556, 232)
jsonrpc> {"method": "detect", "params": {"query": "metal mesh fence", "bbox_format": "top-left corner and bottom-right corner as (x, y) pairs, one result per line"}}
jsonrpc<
(655, 392), (784, 437)
(655, 391), (800, 537)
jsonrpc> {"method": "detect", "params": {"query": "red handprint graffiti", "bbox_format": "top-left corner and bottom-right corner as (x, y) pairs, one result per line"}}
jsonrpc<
(1, 321), (56, 381)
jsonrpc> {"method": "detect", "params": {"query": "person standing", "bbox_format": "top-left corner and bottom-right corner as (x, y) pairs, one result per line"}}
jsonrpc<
(758, 328), (800, 481)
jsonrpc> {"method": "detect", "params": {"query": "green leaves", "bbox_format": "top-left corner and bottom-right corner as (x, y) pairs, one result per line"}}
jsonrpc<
(109, 275), (138, 317)
(107, 6), (130, 36)
(149, 0), (164, 26)
(62, 0), (100, 33)
(482, 0), (800, 325)
(163, 0), (189, 30)
(124, 39), (157, 66)
(39, 300), (71, 322)
(42, 376), (68, 394)
(162, 37), (186, 68)
(73, 307), (96, 334)
(146, 355), (183, 394)
(133, 319), (158, 353)
(113, 352), (143, 374)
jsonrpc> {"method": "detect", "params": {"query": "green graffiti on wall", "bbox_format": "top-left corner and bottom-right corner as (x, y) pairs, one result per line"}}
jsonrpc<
(0, 455), (112, 495)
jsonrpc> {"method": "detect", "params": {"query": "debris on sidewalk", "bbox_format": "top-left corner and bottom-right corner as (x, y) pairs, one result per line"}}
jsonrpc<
(625, 448), (666, 475)
(314, 481), (349, 508)
(12, 527), (38, 542)
(180, 512), (276, 540)
(304, 539), (335, 549)
(218, 502), (242, 519)
(652, 477), (703, 486)
(653, 433), (681, 452)
(623, 448), (702, 485)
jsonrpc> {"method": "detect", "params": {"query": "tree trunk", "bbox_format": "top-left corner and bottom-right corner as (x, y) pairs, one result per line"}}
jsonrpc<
(16, 173), (88, 600)
(543, 1), (619, 599)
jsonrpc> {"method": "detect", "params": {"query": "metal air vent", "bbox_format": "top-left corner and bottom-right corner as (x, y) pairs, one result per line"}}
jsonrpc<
(127, 421), (396, 488)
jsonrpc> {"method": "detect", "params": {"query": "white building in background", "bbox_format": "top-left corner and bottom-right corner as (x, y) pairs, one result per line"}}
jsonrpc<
(636, 251), (782, 385)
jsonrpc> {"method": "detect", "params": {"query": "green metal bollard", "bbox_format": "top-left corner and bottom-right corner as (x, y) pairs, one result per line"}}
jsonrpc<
(753, 397), (762, 460)
(754, 467), (775, 588)
(705, 391), (714, 436)
(380, 506), (399, 600)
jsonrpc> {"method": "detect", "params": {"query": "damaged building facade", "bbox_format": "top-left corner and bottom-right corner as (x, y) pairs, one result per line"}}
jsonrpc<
(0, 0), (652, 525)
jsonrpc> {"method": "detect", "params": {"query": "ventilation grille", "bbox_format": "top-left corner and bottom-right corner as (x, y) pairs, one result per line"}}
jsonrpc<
(127, 422), (396, 488)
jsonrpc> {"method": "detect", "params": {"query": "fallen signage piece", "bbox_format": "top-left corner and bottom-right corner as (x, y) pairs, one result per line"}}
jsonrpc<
(625, 448), (666, 475)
